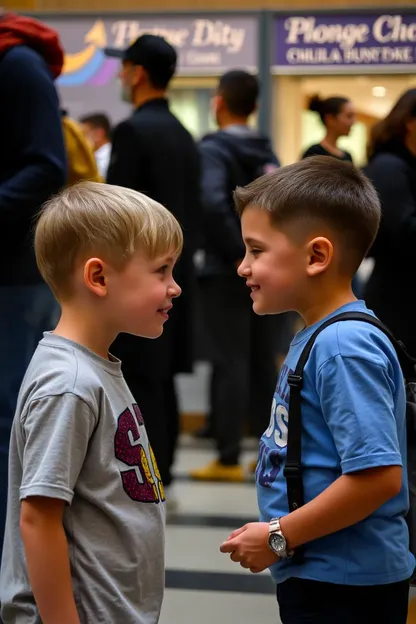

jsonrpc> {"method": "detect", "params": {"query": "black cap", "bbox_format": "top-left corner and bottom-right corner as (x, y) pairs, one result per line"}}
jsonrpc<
(105, 34), (177, 88)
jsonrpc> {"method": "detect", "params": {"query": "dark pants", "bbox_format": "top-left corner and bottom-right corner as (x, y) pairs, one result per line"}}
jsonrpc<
(199, 275), (285, 465)
(276, 577), (409, 624)
(123, 371), (179, 488)
(0, 283), (58, 556)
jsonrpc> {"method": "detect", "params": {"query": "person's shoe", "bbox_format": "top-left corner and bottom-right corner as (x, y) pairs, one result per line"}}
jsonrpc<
(189, 460), (245, 482)
(249, 458), (258, 474)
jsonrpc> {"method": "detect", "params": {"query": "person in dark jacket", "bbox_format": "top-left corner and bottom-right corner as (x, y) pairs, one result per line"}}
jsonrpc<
(364, 89), (416, 354)
(191, 70), (288, 481)
(302, 94), (355, 162)
(105, 35), (200, 497)
(0, 13), (67, 551)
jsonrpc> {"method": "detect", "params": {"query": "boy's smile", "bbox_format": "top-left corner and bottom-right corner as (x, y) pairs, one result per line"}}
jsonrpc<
(106, 250), (181, 339)
(238, 207), (306, 316)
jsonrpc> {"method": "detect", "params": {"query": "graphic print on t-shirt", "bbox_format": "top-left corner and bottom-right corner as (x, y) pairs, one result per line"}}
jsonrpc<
(257, 363), (293, 489)
(114, 403), (165, 503)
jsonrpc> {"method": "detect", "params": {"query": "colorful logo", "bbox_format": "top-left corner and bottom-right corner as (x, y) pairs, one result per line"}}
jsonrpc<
(58, 20), (119, 87)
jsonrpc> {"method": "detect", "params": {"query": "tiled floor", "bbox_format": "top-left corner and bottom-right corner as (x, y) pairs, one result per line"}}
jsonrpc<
(161, 442), (281, 624)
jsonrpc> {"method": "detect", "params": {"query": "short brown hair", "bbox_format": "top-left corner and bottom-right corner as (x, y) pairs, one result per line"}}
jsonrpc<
(234, 156), (380, 275)
(35, 181), (183, 300)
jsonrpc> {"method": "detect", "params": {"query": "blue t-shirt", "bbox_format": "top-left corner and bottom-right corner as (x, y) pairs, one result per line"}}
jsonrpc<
(257, 301), (415, 585)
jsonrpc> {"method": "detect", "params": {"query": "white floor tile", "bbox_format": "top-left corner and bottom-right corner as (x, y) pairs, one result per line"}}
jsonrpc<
(166, 525), (269, 576)
(169, 480), (259, 518)
(159, 588), (281, 624)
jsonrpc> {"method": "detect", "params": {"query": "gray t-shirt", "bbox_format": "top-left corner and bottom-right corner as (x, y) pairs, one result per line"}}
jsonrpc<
(0, 333), (165, 624)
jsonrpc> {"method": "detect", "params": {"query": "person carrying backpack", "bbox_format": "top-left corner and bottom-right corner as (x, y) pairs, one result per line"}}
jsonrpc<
(220, 156), (415, 623)
(191, 70), (292, 482)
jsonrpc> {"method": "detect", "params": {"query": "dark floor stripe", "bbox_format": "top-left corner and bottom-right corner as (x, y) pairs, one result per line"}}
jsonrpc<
(165, 569), (275, 595)
(167, 513), (257, 528)
(174, 473), (256, 484)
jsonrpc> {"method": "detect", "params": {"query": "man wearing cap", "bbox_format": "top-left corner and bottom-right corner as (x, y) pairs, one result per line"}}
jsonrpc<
(106, 35), (200, 505)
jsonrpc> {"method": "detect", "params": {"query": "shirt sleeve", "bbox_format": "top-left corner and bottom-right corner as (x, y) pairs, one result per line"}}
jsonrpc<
(20, 393), (97, 504)
(316, 354), (403, 474)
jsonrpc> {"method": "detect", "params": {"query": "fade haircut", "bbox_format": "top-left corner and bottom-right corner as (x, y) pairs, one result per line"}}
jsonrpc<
(218, 70), (259, 117)
(35, 182), (183, 300)
(234, 156), (381, 275)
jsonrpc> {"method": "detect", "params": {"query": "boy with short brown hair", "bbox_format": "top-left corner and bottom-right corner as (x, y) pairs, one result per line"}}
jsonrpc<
(0, 181), (182, 624)
(221, 157), (414, 623)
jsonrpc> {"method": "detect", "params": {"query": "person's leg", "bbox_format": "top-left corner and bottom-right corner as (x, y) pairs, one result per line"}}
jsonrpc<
(165, 376), (179, 488)
(123, 371), (170, 488)
(362, 578), (409, 623)
(0, 283), (57, 555)
(276, 578), (354, 624)
(277, 578), (409, 624)
(190, 276), (250, 479)
(248, 314), (282, 440)
(194, 365), (217, 439)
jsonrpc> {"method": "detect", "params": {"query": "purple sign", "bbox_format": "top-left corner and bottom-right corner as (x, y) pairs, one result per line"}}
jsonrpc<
(44, 16), (258, 86)
(275, 14), (416, 72)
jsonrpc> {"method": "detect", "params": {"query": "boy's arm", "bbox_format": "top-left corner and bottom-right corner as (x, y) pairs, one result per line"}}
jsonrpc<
(21, 497), (79, 624)
(221, 349), (404, 569)
(282, 349), (403, 548)
(19, 393), (97, 612)
(280, 464), (401, 549)
(221, 464), (400, 572)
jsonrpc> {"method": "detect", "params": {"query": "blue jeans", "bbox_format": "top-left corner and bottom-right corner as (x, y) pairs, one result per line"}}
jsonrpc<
(0, 284), (58, 557)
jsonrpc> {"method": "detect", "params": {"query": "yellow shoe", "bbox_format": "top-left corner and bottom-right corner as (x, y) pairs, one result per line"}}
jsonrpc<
(190, 460), (245, 482)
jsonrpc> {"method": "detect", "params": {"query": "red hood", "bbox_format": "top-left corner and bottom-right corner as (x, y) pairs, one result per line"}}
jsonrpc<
(0, 12), (64, 78)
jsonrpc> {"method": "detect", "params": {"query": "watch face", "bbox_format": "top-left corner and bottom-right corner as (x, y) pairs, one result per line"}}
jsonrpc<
(270, 533), (286, 554)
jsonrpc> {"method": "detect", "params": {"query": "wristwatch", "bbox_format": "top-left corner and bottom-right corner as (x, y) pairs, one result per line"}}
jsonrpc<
(268, 517), (294, 559)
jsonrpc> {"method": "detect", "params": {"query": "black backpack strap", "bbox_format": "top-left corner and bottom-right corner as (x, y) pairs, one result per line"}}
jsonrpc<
(283, 311), (416, 563)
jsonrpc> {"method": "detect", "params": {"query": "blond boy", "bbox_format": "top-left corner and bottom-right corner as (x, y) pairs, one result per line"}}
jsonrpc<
(0, 182), (182, 624)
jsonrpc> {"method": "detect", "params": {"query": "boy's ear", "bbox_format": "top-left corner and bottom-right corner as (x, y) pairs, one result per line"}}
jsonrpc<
(84, 258), (108, 297)
(306, 237), (333, 277)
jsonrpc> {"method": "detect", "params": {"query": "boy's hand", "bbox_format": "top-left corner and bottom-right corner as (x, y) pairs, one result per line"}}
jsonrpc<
(219, 522), (279, 573)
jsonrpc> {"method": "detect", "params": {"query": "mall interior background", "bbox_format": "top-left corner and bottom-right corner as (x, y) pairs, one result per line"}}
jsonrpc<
(31, 12), (416, 170)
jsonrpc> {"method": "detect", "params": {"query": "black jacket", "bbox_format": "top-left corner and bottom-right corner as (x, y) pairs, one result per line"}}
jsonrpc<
(364, 143), (416, 352)
(198, 126), (279, 276)
(0, 45), (67, 284)
(107, 98), (200, 377)
(302, 143), (353, 162)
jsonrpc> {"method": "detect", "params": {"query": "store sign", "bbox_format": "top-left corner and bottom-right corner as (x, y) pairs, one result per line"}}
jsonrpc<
(44, 16), (258, 86)
(275, 13), (416, 71)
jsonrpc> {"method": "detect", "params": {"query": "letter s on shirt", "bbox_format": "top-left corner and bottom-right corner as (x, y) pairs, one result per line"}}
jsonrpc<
(265, 397), (289, 448)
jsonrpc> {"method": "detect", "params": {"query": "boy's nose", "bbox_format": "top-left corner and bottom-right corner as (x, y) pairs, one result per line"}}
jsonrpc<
(169, 282), (181, 298)
(237, 260), (250, 278)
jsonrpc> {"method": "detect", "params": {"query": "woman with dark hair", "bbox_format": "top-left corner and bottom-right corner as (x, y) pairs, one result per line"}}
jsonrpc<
(364, 89), (416, 353)
(302, 94), (356, 161)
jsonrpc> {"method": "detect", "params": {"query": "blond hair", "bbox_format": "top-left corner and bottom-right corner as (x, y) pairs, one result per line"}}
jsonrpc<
(35, 181), (183, 299)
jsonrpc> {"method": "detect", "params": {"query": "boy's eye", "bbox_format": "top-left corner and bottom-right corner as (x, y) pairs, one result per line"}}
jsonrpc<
(157, 265), (168, 274)
(250, 249), (262, 256)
